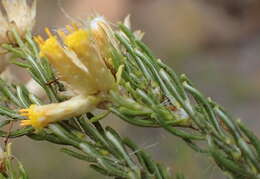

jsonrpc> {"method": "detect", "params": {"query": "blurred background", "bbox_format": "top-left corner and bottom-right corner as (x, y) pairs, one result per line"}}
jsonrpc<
(9, 0), (260, 178)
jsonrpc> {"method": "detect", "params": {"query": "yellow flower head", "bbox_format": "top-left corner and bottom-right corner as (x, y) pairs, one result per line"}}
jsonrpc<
(0, 0), (36, 44)
(63, 24), (115, 92)
(35, 21), (115, 95)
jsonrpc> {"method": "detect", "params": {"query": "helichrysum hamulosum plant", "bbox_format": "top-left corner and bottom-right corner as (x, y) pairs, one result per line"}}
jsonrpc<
(0, 0), (259, 179)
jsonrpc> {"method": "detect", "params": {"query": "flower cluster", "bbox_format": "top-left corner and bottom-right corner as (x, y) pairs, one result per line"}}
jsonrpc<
(20, 17), (116, 129)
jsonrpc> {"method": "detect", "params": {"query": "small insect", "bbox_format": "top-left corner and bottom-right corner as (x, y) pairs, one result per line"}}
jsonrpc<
(166, 105), (178, 111)
(46, 78), (59, 86)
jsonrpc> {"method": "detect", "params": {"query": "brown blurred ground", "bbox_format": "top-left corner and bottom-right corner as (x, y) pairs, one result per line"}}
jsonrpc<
(9, 0), (260, 178)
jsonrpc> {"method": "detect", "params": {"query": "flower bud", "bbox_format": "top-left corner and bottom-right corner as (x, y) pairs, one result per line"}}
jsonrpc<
(20, 95), (100, 129)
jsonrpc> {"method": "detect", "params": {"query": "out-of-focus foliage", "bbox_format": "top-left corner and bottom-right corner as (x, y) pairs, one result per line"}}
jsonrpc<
(0, 143), (28, 179)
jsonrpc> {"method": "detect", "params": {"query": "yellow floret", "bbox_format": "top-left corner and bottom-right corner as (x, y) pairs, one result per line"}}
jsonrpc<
(20, 105), (47, 129)
(64, 28), (90, 57)
(36, 28), (66, 60)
